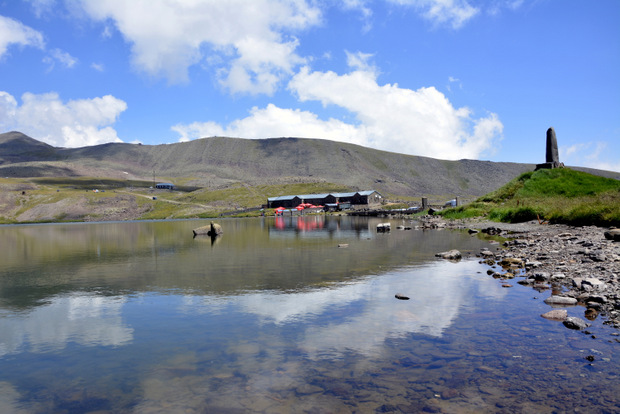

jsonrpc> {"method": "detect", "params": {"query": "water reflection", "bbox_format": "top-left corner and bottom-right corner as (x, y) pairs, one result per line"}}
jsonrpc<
(178, 260), (507, 359)
(2, 218), (617, 412)
(269, 215), (372, 239)
(0, 293), (132, 356)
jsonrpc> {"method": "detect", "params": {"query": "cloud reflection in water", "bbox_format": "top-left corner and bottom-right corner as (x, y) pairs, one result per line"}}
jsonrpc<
(0, 293), (133, 356)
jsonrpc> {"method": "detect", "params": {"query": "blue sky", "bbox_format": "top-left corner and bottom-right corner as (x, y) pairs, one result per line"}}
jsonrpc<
(0, 1), (618, 171)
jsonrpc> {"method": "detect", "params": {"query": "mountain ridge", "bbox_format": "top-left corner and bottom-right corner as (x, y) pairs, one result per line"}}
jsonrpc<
(1, 131), (618, 197)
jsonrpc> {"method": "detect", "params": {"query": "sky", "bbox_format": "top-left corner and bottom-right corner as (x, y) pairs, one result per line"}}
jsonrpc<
(0, 0), (618, 171)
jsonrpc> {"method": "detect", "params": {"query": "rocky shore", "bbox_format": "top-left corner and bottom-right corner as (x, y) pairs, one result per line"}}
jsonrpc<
(423, 216), (620, 334)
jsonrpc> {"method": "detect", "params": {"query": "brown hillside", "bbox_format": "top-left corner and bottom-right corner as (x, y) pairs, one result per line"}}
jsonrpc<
(1, 131), (617, 197)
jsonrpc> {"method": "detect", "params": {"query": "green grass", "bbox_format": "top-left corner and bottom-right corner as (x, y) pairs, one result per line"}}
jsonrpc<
(439, 168), (620, 226)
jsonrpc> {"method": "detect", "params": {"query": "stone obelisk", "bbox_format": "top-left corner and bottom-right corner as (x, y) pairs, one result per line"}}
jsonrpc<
(545, 127), (559, 164)
(536, 127), (563, 170)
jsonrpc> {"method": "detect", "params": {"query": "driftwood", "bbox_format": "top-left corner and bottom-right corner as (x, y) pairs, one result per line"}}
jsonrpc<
(193, 221), (223, 237)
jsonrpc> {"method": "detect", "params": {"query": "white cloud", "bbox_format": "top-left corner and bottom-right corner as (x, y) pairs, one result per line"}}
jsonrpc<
(26, 0), (57, 18)
(346, 50), (376, 73)
(0, 91), (127, 147)
(560, 142), (620, 173)
(171, 103), (359, 143)
(288, 65), (502, 159)
(387, 0), (480, 29)
(43, 48), (78, 71)
(173, 64), (503, 160)
(71, 0), (322, 94)
(0, 15), (45, 58)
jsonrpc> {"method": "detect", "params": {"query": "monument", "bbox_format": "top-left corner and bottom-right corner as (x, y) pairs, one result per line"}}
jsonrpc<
(536, 127), (563, 170)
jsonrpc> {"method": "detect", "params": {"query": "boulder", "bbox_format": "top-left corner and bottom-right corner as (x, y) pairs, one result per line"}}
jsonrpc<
(193, 221), (223, 237)
(435, 250), (462, 260)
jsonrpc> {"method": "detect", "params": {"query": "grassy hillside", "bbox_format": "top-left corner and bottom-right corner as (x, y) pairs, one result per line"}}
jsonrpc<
(441, 168), (620, 226)
(0, 176), (355, 223)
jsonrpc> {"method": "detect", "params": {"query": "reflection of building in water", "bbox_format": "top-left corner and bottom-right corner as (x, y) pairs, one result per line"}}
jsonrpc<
(268, 190), (382, 209)
(268, 216), (373, 239)
(0, 293), (133, 357)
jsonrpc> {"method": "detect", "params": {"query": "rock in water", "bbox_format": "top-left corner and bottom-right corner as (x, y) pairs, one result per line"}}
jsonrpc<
(543, 296), (578, 306)
(541, 309), (567, 321)
(435, 250), (462, 260)
(395, 294), (410, 300)
(193, 221), (223, 237)
(563, 317), (590, 330)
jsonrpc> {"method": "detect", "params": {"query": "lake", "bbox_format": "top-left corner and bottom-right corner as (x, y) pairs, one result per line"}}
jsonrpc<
(0, 216), (618, 413)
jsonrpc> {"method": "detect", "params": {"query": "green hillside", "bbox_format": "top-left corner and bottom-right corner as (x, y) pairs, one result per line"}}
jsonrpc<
(441, 168), (620, 226)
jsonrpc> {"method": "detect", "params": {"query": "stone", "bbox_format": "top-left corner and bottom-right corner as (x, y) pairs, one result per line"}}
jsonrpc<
(532, 272), (550, 281)
(435, 249), (462, 260)
(525, 260), (543, 269)
(604, 229), (620, 241)
(395, 293), (410, 300)
(544, 296), (578, 306)
(501, 257), (523, 267)
(563, 317), (590, 330)
(541, 309), (568, 321)
(582, 278), (606, 291)
(480, 249), (494, 257)
(586, 295), (608, 304)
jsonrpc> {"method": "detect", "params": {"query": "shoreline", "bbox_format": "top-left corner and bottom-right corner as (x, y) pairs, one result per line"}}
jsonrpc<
(445, 218), (620, 333)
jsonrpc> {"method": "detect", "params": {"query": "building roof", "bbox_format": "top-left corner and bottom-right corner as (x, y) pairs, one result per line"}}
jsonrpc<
(296, 193), (332, 199)
(269, 190), (380, 203)
(267, 195), (300, 202)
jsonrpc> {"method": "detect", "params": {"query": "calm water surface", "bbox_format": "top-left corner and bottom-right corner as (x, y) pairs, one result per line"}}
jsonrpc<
(0, 216), (618, 413)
